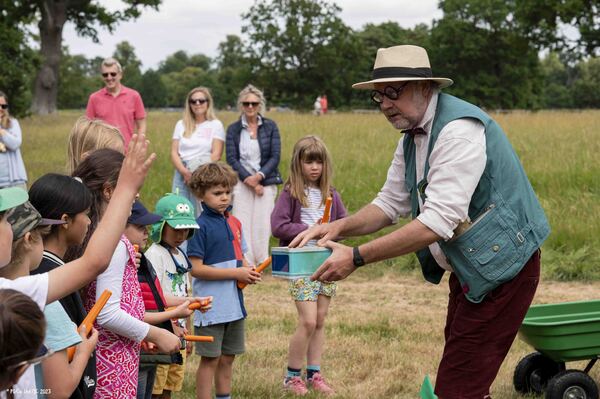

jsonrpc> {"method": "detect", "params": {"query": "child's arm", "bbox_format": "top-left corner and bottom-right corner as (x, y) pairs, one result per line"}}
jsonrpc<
(40, 326), (98, 399)
(190, 257), (261, 284)
(143, 300), (192, 325)
(271, 190), (309, 241)
(96, 242), (151, 341)
(46, 133), (155, 304)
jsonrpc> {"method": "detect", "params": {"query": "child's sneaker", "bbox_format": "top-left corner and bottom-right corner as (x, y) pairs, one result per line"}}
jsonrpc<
(283, 376), (308, 396)
(307, 372), (335, 395)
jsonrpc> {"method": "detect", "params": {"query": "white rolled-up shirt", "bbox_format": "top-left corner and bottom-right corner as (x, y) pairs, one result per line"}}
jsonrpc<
(372, 91), (487, 271)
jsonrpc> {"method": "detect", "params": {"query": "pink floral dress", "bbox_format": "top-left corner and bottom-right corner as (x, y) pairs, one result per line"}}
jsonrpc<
(85, 236), (145, 398)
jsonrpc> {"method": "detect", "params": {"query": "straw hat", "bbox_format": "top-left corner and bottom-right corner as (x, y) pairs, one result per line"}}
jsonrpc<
(352, 45), (453, 90)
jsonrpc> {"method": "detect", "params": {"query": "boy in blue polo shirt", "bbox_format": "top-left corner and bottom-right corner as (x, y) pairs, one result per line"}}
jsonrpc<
(187, 162), (262, 399)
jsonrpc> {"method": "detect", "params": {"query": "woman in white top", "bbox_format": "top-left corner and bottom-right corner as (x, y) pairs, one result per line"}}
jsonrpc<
(171, 87), (225, 214)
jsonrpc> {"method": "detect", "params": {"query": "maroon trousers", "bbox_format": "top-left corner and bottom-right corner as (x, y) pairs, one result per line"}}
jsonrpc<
(435, 250), (541, 399)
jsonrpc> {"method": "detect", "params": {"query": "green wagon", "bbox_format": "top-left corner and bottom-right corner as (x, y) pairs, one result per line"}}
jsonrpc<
(514, 299), (600, 399)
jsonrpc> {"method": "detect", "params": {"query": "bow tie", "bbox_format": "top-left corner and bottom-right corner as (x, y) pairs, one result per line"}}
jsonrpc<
(402, 127), (427, 136)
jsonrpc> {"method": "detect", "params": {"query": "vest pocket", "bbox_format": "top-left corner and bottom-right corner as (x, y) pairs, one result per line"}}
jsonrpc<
(441, 201), (525, 302)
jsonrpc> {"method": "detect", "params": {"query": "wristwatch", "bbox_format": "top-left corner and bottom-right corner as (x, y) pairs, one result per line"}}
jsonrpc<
(352, 246), (366, 267)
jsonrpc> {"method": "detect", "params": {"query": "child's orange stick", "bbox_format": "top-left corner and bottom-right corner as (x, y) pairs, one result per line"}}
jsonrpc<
(321, 197), (333, 224)
(133, 244), (139, 253)
(184, 335), (214, 342)
(237, 256), (272, 289)
(67, 290), (112, 361)
(167, 296), (212, 311)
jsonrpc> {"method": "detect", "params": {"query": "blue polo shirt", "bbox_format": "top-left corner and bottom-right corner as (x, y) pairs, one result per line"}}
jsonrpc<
(187, 203), (247, 326)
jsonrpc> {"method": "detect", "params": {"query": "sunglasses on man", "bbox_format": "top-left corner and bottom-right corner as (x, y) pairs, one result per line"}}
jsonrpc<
(370, 83), (409, 104)
(242, 101), (260, 108)
(101, 72), (118, 78)
(189, 98), (208, 105)
(0, 104), (8, 110)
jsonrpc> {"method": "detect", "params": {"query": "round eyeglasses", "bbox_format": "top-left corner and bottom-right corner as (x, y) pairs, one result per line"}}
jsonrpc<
(370, 84), (408, 104)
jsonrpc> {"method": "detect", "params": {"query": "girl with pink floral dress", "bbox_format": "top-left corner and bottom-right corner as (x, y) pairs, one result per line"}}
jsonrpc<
(70, 149), (181, 398)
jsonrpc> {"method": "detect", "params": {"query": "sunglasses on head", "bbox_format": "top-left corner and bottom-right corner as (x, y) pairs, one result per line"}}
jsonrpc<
(189, 98), (208, 105)
(242, 101), (260, 108)
(370, 84), (409, 104)
(0, 104), (8, 110)
(101, 72), (118, 78)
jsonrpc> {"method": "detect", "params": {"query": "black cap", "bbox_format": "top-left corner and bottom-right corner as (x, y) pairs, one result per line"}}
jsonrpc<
(128, 200), (162, 226)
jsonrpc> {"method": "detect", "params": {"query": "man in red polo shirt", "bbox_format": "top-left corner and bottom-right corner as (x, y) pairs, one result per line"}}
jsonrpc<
(86, 57), (147, 148)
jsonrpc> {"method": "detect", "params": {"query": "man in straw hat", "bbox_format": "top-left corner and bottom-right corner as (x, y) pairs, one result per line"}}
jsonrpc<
(291, 45), (550, 398)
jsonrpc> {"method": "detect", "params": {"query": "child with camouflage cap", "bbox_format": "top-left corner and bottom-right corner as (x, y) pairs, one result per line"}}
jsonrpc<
(145, 193), (199, 398)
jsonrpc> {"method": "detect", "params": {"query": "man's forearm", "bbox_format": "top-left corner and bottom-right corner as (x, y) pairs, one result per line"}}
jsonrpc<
(360, 218), (441, 264)
(337, 204), (393, 237)
(136, 118), (147, 135)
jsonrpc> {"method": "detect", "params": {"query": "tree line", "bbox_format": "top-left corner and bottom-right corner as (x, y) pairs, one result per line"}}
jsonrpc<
(2, 0), (600, 116)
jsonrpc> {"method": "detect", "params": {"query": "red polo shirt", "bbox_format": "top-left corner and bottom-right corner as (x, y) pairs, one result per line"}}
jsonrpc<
(85, 85), (146, 148)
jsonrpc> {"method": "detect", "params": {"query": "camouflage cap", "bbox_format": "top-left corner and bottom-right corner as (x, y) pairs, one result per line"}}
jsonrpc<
(7, 201), (66, 241)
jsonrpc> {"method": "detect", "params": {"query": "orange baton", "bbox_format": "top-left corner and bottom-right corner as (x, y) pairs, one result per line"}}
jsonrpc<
(67, 290), (112, 361)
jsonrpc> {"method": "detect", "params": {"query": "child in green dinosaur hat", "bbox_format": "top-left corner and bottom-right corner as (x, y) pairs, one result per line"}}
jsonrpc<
(146, 193), (199, 397)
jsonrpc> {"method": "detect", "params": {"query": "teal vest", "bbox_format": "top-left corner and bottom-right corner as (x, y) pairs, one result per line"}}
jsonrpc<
(404, 93), (550, 303)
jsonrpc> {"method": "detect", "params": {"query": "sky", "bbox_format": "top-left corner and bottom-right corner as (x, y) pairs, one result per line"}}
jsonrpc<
(61, 0), (443, 71)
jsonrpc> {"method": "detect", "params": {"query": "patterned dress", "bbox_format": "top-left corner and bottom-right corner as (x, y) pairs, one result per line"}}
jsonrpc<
(85, 236), (145, 398)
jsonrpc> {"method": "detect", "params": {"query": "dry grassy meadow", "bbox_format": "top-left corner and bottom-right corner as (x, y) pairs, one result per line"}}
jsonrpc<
(19, 109), (600, 398)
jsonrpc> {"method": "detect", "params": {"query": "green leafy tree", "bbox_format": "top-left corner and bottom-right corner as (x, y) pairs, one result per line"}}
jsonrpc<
(540, 52), (574, 108)
(158, 51), (212, 74)
(57, 48), (99, 109)
(430, 0), (543, 109)
(113, 41), (143, 90)
(0, 19), (37, 117)
(139, 69), (167, 108)
(241, 0), (361, 108)
(571, 57), (600, 108)
(1, 0), (160, 114)
(215, 35), (253, 107)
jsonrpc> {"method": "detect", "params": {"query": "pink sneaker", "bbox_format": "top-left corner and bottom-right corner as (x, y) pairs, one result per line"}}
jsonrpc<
(283, 376), (308, 396)
(307, 372), (335, 395)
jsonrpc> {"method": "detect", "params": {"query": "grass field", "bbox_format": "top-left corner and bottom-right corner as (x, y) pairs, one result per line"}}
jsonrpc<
(18, 109), (600, 398)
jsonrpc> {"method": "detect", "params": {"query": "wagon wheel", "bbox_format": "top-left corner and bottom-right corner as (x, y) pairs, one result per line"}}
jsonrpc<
(514, 352), (564, 394)
(545, 370), (599, 399)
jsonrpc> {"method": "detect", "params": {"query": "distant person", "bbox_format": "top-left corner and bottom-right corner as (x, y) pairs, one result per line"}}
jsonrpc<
(171, 87), (225, 214)
(271, 136), (347, 396)
(292, 45), (550, 398)
(0, 91), (27, 190)
(85, 58), (146, 149)
(67, 116), (125, 174)
(319, 94), (328, 114)
(226, 84), (282, 266)
(313, 96), (322, 115)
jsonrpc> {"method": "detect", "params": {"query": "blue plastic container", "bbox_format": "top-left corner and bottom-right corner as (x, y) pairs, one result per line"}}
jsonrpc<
(271, 247), (332, 279)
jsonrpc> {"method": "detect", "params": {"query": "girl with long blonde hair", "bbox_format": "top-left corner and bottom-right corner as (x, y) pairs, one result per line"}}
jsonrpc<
(171, 87), (225, 214)
(271, 135), (347, 396)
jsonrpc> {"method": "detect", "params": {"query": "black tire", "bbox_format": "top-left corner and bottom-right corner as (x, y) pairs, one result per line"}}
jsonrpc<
(545, 370), (599, 399)
(514, 352), (563, 394)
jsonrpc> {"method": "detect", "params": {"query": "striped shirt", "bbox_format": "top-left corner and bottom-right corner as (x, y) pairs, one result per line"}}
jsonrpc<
(300, 187), (325, 247)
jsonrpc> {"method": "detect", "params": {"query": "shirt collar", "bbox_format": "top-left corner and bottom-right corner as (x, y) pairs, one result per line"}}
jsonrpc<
(200, 202), (233, 217)
(101, 85), (127, 97)
(416, 89), (439, 135)
(241, 114), (263, 128)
